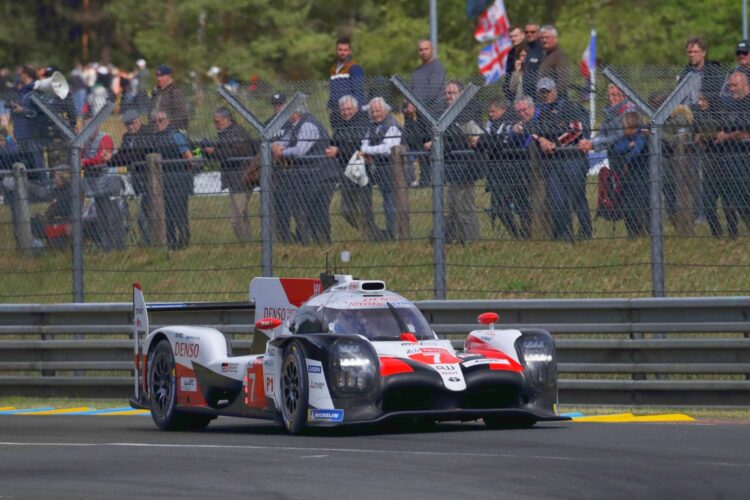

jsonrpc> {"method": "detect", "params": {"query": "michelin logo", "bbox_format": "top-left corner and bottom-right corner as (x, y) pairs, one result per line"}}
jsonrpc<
(308, 409), (344, 422)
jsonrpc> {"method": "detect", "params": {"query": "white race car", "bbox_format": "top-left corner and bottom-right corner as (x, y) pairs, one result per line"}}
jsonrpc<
(129, 274), (566, 433)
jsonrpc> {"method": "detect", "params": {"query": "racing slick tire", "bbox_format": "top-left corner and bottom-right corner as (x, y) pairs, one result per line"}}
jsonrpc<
(280, 341), (309, 435)
(483, 415), (537, 429)
(148, 339), (213, 431)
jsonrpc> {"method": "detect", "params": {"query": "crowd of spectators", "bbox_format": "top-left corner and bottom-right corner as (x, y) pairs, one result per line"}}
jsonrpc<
(1, 27), (750, 252)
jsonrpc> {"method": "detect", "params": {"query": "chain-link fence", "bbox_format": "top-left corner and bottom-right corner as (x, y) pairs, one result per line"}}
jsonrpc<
(1, 64), (749, 302)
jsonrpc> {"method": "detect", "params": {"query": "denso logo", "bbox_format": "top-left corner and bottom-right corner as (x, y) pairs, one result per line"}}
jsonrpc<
(174, 342), (200, 358)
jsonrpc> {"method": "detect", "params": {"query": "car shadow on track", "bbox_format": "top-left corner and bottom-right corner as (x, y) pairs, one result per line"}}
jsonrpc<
(192, 418), (570, 437)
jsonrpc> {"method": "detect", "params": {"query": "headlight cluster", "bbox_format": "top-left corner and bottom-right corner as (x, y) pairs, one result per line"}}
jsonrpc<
(517, 334), (556, 385)
(330, 339), (377, 394)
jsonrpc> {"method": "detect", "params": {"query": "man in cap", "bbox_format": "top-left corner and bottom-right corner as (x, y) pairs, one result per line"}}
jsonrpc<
(150, 64), (189, 132)
(201, 107), (258, 242)
(111, 109), (154, 245)
(534, 77), (592, 241)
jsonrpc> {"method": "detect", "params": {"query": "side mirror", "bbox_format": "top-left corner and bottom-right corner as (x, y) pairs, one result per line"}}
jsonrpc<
(477, 312), (499, 330)
(255, 317), (283, 338)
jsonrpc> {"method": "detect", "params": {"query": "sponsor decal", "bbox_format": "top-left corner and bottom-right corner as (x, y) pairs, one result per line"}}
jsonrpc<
(308, 409), (344, 422)
(265, 376), (274, 394)
(308, 365), (322, 374)
(180, 377), (197, 392)
(262, 307), (296, 321)
(462, 358), (511, 368)
(221, 362), (239, 374)
(448, 377), (460, 382)
(174, 342), (200, 358)
(310, 381), (325, 390)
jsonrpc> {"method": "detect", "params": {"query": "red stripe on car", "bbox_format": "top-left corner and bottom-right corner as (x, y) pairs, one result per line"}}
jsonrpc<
(379, 357), (414, 376)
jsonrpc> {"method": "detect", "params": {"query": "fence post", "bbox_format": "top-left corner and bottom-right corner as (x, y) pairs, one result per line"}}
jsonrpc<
(390, 76), (479, 300)
(217, 87), (307, 277)
(390, 144), (411, 240)
(11, 163), (33, 254)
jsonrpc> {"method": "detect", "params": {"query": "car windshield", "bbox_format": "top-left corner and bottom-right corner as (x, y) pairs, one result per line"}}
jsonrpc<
(326, 304), (434, 340)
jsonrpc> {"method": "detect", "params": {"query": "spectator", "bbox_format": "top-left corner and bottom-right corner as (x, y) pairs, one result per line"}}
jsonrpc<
(401, 100), (429, 186)
(578, 84), (637, 154)
(412, 39), (445, 188)
(522, 23), (545, 98)
(68, 63), (88, 119)
(433, 81), (482, 244)
(80, 110), (124, 251)
(150, 64), (189, 132)
(272, 103), (335, 244)
(202, 107), (258, 242)
(152, 110), (194, 250)
(0, 128), (21, 245)
(715, 71), (750, 233)
(534, 77), (592, 241)
(475, 98), (531, 239)
(660, 100), (697, 236)
(538, 25), (571, 97)
(720, 40), (750, 103)
(360, 97), (402, 240)
(503, 26), (525, 98)
(30, 169), (73, 250)
(611, 111), (649, 237)
(327, 35), (365, 123)
(325, 95), (378, 239)
(694, 92), (736, 238)
(508, 45), (528, 102)
(111, 109), (153, 245)
(678, 37), (725, 107)
(9, 65), (47, 179)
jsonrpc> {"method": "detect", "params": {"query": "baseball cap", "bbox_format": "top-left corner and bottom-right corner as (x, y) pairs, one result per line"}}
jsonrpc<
(156, 64), (172, 76)
(271, 92), (287, 106)
(536, 77), (556, 91)
(121, 109), (139, 124)
(736, 40), (749, 54)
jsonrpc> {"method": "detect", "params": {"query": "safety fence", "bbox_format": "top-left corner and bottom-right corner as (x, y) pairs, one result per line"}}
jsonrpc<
(0, 297), (748, 405)
(1, 65), (750, 302)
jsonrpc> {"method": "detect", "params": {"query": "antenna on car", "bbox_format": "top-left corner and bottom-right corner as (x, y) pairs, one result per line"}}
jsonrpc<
(320, 251), (337, 290)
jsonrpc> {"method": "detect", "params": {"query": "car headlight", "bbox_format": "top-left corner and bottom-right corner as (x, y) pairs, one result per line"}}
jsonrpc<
(517, 334), (556, 385)
(330, 339), (377, 394)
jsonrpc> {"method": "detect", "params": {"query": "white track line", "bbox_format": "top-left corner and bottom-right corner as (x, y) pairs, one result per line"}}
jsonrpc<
(0, 441), (747, 469)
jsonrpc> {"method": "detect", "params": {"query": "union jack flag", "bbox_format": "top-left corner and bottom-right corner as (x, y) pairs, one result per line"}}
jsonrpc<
(474, 0), (509, 42)
(478, 35), (512, 85)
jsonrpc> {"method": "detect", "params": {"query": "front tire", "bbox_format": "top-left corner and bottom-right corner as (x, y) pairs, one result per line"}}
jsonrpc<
(280, 341), (309, 435)
(148, 339), (212, 431)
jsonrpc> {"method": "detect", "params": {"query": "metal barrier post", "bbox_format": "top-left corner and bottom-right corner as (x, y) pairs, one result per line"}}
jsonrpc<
(217, 87), (307, 277)
(11, 163), (33, 253)
(391, 76), (479, 300)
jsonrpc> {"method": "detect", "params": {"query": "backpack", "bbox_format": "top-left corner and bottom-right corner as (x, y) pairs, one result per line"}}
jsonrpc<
(596, 165), (623, 221)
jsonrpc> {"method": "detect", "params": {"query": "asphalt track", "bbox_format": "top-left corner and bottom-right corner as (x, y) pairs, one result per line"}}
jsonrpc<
(0, 416), (748, 499)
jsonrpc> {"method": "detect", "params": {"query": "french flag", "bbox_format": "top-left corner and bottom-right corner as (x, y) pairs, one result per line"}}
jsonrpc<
(474, 0), (509, 42)
(581, 29), (597, 80)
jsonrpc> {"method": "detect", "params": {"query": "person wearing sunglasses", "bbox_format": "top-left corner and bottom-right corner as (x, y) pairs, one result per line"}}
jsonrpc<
(521, 23), (545, 99)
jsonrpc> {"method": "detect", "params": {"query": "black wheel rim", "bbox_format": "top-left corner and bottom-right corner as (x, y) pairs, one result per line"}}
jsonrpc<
(151, 351), (173, 417)
(282, 355), (301, 419)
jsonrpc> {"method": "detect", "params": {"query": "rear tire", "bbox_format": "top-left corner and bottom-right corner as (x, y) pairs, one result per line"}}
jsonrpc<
(148, 339), (213, 431)
(280, 341), (309, 435)
(483, 415), (537, 429)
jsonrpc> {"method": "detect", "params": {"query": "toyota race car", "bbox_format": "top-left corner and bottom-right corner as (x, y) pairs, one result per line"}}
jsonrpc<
(129, 275), (567, 433)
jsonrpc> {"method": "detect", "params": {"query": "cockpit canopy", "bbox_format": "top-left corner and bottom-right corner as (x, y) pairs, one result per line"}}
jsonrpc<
(289, 301), (435, 341)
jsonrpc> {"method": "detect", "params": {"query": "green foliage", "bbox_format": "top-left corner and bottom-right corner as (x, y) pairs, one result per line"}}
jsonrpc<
(0, 1), (745, 81)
